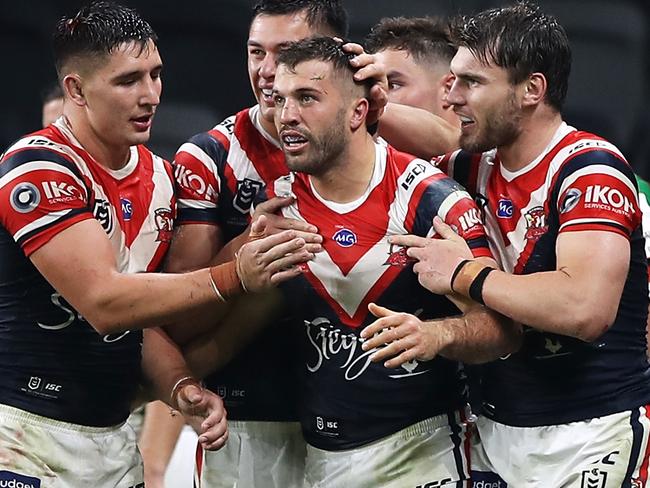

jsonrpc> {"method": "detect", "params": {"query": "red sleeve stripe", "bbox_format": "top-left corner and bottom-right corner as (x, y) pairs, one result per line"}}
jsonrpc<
(21, 212), (93, 256)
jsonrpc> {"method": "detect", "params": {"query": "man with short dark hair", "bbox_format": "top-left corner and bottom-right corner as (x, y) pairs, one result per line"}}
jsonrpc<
(168, 2), (347, 486)
(0, 2), (313, 486)
(270, 36), (519, 488)
(386, 3), (650, 485)
(365, 16), (457, 128)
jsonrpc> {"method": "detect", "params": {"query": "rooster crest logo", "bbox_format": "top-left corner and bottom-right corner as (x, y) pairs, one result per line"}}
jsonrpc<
(384, 244), (414, 267)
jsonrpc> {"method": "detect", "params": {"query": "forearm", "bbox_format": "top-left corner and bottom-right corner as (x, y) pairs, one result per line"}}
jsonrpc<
(182, 289), (285, 378)
(141, 327), (198, 406)
(89, 267), (228, 334)
(378, 102), (459, 159)
(437, 307), (521, 363)
(481, 269), (613, 342)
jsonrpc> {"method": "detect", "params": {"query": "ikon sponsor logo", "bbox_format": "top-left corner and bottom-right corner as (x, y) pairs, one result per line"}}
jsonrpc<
(41, 181), (83, 203)
(333, 228), (357, 248)
(459, 207), (482, 231)
(174, 164), (217, 201)
(585, 185), (635, 215)
(0, 470), (41, 487)
(497, 198), (513, 218)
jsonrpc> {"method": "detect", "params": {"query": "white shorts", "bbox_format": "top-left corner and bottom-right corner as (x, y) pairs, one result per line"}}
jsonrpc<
(304, 413), (472, 488)
(472, 406), (650, 487)
(196, 420), (306, 488)
(0, 403), (143, 488)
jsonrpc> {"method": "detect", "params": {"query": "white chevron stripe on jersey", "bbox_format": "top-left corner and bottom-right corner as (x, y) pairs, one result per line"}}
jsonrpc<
(14, 209), (75, 242)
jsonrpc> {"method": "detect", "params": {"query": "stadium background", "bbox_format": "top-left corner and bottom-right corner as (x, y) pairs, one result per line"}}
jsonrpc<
(2, 0), (648, 178)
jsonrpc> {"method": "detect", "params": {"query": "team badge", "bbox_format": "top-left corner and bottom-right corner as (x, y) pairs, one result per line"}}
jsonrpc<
(524, 206), (547, 241)
(384, 244), (413, 267)
(28, 376), (41, 390)
(10, 182), (41, 213)
(333, 228), (357, 248)
(93, 199), (114, 235)
(580, 467), (607, 488)
(233, 178), (263, 214)
(154, 208), (173, 242)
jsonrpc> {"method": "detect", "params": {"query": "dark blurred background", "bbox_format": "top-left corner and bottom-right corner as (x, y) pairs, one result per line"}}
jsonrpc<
(2, 0), (649, 178)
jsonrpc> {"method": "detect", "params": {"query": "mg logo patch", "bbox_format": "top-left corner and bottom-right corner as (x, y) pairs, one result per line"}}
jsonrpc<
(333, 228), (357, 248)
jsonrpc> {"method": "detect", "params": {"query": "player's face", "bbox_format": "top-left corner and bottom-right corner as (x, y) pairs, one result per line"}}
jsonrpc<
(80, 39), (162, 149)
(247, 12), (317, 124)
(375, 48), (441, 116)
(273, 60), (349, 175)
(448, 46), (523, 153)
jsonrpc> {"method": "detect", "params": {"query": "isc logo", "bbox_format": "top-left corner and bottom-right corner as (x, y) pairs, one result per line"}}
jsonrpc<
(333, 228), (357, 248)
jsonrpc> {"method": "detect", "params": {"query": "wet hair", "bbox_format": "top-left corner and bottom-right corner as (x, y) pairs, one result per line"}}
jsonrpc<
(52, 1), (157, 78)
(277, 36), (371, 97)
(365, 16), (456, 68)
(252, 0), (349, 37)
(449, 1), (571, 111)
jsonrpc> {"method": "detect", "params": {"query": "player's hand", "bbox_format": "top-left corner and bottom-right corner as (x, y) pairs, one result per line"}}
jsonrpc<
(252, 196), (323, 253)
(176, 384), (228, 451)
(388, 217), (473, 294)
(236, 215), (313, 291)
(341, 41), (388, 126)
(360, 303), (452, 368)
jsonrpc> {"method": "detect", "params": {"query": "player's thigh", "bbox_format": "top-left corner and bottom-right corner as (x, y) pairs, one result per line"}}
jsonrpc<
(305, 414), (472, 488)
(0, 404), (143, 488)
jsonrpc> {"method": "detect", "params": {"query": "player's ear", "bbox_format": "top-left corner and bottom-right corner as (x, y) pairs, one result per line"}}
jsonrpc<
(350, 97), (368, 131)
(63, 74), (86, 107)
(521, 72), (546, 108)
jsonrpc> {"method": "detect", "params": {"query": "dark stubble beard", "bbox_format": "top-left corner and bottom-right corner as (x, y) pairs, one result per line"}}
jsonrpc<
(285, 106), (348, 176)
(460, 90), (522, 154)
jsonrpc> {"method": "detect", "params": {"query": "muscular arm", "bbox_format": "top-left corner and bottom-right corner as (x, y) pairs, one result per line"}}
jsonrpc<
(481, 230), (628, 342)
(378, 102), (460, 159)
(30, 219), (225, 335)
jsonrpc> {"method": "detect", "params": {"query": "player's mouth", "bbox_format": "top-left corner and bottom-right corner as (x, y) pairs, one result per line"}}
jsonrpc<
(260, 88), (274, 106)
(457, 114), (475, 131)
(131, 113), (154, 131)
(280, 130), (309, 153)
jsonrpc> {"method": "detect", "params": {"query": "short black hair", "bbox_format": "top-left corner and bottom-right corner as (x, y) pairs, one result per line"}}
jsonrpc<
(449, 1), (571, 111)
(252, 0), (349, 38)
(277, 36), (370, 96)
(365, 16), (456, 68)
(52, 1), (157, 78)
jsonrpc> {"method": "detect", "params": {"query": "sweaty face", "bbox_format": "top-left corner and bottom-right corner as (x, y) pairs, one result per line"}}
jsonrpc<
(247, 12), (317, 129)
(448, 47), (523, 153)
(80, 39), (162, 150)
(375, 48), (441, 115)
(273, 60), (349, 175)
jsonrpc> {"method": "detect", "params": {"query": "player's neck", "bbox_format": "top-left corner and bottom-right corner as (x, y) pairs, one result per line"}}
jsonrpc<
(63, 112), (131, 171)
(497, 110), (563, 172)
(310, 134), (376, 203)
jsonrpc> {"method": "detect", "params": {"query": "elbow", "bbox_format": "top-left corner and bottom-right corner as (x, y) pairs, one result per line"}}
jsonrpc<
(80, 290), (131, 336)
(569, 305), (615, 343)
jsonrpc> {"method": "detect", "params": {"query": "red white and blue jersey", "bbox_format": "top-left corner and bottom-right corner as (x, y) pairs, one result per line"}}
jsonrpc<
(173, 106), (299, 421)
(264, 142), (491, 450)
(438, 122), (650, 427)
(0, 117), (175, 427)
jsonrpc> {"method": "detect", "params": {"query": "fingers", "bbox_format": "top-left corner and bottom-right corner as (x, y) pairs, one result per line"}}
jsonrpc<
(269, 266), (305, 285)
(249, 215), (268, 239)
(388, 234), (429, 248)
(265, 248), (313, 273)
(256, 196), (295, 214)
(248, 229), (298, 254)
(353, 63), (387, 84)
(367, 302), (396, 320)
(432, 216), (460, 240)
(198, 414), (228, 451)
(341, 41), (364, 55)
(256, 237), (309, 264)
(267, 215), (319, 235)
